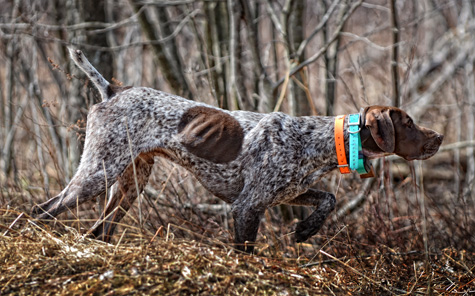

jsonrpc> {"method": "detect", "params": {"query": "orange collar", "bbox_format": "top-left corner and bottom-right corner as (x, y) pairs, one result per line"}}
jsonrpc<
(334, 115), (350, 174)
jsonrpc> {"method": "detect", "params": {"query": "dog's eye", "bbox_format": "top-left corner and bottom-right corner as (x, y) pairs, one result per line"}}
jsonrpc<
(405, 118), (413, 127)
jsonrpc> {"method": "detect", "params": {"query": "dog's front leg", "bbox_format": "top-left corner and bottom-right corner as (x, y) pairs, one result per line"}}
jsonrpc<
(285, 189), (336, 242)
(232, 199), (265, 253)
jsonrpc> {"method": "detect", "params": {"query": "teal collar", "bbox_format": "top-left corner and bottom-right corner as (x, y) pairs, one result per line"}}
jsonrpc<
(348, 113), (373, 177)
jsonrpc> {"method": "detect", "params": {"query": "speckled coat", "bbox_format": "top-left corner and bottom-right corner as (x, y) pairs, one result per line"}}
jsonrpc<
(32, 49), (443, 253)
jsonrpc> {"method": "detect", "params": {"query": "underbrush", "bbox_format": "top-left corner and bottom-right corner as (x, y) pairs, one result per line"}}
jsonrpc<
(1, 155), (474, 295)
(1, 207), (474, 295)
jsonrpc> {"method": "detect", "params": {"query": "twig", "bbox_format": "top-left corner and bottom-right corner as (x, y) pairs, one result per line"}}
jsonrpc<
(89, 6), (146, 34)
(2, 94), (28, 176)
(273, 70), (290, 112)
(125, 117), (142, 230)
(111, 229), (127, 259)
(101, 159), (108, 237)
(8, 9), (200, 52)
(390, 0), (400, 106)
(339, 32), (395, 51)
(274, 0), (363, 89)
(0, 6), (143, 34)
(166, 223), (230, 250)
(333, 163), (378, 221)
(295, 0), (341, 59)
(264, 0), (285, 37)
(291, 70), (317, 115)
(320, 250), (398, 295)
(136, 0), (195, 6)
(416, 161), (430, 269)
(300, 225), (347, 268)
(463, 62), (475, 203)
(3, 213), (24, 236)
(227, 0), (239, 110)
(437, 140), (475, 152)
(412, 50), (473, 117)
(302, 250), (426, 268)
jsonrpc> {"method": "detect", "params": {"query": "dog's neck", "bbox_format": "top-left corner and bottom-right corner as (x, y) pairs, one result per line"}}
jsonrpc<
(295, 115), (349, 169)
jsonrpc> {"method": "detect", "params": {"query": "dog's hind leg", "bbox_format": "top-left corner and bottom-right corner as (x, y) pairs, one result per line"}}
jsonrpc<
(285, 189), (336, 243)
(32, 174), (110, 220)
(31, 149), (132, 220)
(89, 153), (154, 242)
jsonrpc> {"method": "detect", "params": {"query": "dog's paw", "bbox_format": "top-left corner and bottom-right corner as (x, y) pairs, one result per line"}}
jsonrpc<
(294, 222), (314, 243)
(31, 204), (45, 218)
(31, 201), (56, 220)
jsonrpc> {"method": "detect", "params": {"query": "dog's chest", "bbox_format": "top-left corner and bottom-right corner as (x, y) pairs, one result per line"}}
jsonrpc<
(235, 113), (336, 206)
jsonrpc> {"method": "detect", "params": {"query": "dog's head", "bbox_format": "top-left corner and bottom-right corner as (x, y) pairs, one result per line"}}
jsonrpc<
(360, 106), (443, 161)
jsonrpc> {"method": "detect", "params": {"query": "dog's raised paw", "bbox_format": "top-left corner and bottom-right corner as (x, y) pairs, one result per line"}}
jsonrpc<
(295, 222), (314, 243)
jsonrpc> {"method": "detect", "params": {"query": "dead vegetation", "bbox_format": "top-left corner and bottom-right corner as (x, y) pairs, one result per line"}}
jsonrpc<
(1, 208), (474, 295)
(1, 0), (475, 294)
(1, 158), (474, 295)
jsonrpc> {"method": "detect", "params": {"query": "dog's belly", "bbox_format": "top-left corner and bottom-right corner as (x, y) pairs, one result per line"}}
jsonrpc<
(153, 148), (244, 204)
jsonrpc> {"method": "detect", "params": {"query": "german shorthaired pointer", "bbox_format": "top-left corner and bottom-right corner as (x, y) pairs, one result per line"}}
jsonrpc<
(32, 49), (443, 252)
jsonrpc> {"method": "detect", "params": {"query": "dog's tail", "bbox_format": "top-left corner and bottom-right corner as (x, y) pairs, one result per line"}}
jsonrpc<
(68, 48), (112, 102)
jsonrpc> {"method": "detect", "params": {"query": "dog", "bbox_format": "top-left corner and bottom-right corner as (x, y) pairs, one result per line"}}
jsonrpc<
(32, 48), (443, 252)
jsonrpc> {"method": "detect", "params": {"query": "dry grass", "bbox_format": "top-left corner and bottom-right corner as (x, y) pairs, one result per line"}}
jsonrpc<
(1, 156), (474, 295)
(1, 208), (474, 295)
(1, 1), (474, 294)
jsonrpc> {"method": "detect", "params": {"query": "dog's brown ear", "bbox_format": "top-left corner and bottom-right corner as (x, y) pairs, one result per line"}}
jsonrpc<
(177, 106), (244, 163)
(364, 107), (395, 153)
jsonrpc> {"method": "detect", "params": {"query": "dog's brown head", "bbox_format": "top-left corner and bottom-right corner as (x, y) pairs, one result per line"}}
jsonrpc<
(360, 106), (443, 161)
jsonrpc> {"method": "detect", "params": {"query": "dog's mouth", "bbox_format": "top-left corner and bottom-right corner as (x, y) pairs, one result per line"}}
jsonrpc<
(364, 142), (442, 161)
(362, 149), (392, 159)
(402, 139), (443, 161)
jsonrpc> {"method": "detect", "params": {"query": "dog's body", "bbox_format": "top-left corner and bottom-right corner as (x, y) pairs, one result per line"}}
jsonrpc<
(33, 49), (443, 252)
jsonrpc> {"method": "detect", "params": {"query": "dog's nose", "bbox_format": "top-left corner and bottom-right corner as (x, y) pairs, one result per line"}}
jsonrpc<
(436, 134), (444, 144)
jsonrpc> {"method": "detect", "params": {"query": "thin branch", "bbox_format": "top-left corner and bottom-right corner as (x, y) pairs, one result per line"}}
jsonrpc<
(295, 0), (341, 59)
(227, 0), (238, 109)
(274, 0), (363, 90)
(0, 6), (143, 35)
(273, 70), (290, 112)
(463, 62), (475, 202)
(264, 0), (285, 36)
(2, 94), (29, 177)
(320, 250), (398, 295)
(2, 9), (200, 52)
(437, 140), (475, 152)
(136, 0), (197, 6)
(0, 21), (112, 31)
(407, 49), (474, 119)
(333, 169), (377, 221)
(125, 118), (142, 229)
(339, 32), (395, 51)
(390, 0), (400, 106)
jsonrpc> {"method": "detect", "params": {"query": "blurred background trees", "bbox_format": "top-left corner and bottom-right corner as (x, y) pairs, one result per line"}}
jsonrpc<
(0, 0), (474, 254)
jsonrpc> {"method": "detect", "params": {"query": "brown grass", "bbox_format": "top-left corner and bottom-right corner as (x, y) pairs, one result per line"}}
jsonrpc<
(1, 2), (474, 294)
(1, 208), (474, 295)
(1, 155), (474, 294)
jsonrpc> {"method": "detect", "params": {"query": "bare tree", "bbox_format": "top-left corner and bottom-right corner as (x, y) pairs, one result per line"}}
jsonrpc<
(0, 0), (474, 251)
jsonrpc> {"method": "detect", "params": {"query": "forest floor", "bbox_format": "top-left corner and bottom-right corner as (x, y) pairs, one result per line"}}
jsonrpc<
(1, 208), (474, 296)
